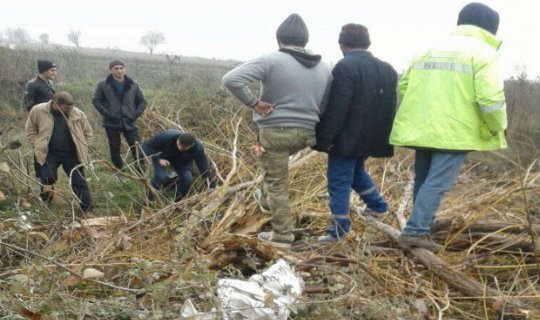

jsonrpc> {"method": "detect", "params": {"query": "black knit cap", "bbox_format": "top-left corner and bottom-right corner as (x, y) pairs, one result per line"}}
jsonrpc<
(276, 13), (309, 47)
(339, 23), (371, 49)
(457, 2), (499, 35)
(109, 59), (125, 70)
(37, 60), (56, 73)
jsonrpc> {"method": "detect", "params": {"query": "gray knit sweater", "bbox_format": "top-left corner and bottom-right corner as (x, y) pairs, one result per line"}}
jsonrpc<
(222, 48), (332, 129)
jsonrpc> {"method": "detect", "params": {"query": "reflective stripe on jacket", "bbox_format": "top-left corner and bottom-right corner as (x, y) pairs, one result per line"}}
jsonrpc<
(390, 25), (507, 151)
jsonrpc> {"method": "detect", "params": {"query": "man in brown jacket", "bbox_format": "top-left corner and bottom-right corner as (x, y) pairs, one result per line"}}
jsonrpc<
(26, 92), (93, 214)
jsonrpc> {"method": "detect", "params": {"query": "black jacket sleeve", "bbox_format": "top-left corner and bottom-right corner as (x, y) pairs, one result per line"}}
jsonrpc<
(134, 85), (147, 118)
(92, 82), (112, 117)
(24, 81), (38, 111)
(193, 142), (211, 179)
(314, 62), (355, 151)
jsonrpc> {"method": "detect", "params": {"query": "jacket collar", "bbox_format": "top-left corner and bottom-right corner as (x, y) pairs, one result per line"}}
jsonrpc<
(45, 101), (83, 121)
(105, 74), (134, 87)
(344, 48), (371, 57)
(452, 25), (502, 50)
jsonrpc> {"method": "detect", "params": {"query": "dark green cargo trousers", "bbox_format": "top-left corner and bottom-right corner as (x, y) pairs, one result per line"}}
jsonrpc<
(258, 127), (316, 235)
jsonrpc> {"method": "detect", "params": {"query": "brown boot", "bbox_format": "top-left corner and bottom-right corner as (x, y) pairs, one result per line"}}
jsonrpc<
(398, 234), (442, 252)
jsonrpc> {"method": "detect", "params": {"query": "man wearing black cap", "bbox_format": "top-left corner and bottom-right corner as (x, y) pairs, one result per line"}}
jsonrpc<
(24, 59), (57, 179)
(223, 13), (332, 248)
(314, 24), (398, 243)
(24, 60), (56, 111)
(390, 2), (507, 251)
(92, 60), (147, 172)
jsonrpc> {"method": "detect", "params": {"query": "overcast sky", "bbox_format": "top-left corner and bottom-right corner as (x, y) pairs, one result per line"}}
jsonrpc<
(1, 0), (539, 78)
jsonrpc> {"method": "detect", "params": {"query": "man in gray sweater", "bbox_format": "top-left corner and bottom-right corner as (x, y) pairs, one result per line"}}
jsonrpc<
(223, 13), (332, 248)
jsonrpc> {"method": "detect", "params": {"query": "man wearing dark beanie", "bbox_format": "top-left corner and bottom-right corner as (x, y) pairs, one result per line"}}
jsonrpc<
(25, 60), (57, 111)
(24, 59), (57, 179)
(92, 60), (147, 173)
(314, 23), (398, 243)
(223, 13), (332, 248)
(390, 2), (507, 251)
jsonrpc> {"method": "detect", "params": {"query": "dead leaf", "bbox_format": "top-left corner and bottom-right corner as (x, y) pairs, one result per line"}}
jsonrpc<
(491, 299), (503, 312)
(59, 276), (80, 286)
(0, 162), (10, 174)
(0, 190), (5, 201)
(29, 231), (50, 242)
(82, 226), (106, 239)
(116, 233), (133, 251)
(83, 268), (104, 279)
(20, 307), (41, 320)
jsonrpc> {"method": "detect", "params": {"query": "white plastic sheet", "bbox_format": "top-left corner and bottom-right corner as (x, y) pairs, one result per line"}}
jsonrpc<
(181, 259), (304, 320)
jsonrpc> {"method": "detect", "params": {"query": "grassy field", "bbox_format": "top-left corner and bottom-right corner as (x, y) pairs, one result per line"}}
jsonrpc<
(0, 46), (539, 319)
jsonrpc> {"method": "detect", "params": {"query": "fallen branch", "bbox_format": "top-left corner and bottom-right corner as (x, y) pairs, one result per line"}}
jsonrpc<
(351, 206), (532, 316)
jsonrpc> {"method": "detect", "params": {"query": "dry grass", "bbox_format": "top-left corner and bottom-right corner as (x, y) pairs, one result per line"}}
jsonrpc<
(0, 46), (539, 319)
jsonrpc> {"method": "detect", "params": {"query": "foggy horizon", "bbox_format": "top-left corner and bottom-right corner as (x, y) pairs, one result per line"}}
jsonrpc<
(2, 0), (539, 78)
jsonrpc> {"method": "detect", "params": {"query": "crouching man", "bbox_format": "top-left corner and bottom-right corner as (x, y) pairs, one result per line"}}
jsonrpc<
(25, 92), (93, 215)
(141, 129), (215, 202)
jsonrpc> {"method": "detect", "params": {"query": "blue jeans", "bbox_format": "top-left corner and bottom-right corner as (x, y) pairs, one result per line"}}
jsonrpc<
(326, 155), (388, 237)
(403, 150), (468, 236)
(148, 160), (193, 202)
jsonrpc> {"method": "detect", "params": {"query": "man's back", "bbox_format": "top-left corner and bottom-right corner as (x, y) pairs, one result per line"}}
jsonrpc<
(316, 50), (397, 158)
(223, 50), (331, 129)
(390, 25), (507, 151)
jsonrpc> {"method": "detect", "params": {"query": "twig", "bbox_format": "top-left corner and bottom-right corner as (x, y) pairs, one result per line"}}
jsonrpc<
(0, 240), (146, 294)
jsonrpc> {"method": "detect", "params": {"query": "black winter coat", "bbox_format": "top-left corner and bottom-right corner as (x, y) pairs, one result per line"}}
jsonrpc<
(141, 129), (212, 179)
(24, 76), (55, 111)
(314, 50), (397, 158)
(92, 74), (147, 130)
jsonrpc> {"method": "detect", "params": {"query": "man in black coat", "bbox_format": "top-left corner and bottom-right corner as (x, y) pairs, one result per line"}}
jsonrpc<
(24, 59), (57, 179)
(141, 129), (216, 202)
(25, 60), (57, 111)
(313, 24), (398, 243)
(92, 60), (147, 171)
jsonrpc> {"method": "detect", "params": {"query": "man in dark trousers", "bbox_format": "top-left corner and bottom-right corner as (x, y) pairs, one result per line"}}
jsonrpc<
(25, 92), (93, 216)
(314, 24), (398, 243)
(141, 129), (215, 202)
(24, 59), (57, 179)
(92, 60), (147, 172)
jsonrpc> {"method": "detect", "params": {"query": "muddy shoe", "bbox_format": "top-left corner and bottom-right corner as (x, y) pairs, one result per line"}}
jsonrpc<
(258, 231), (294, 249)
(398, 234), (442, 252)
(253, 188), (271, 214)
(317, 234), (344, 244)
(361, 207), (389, 217)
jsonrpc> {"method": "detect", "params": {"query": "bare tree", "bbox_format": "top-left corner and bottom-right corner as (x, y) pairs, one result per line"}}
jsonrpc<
(140, 31), (165, 54)
(39, 33), (50, 45)
(67, 30), (81, 48)
(5, 27), (33, 45)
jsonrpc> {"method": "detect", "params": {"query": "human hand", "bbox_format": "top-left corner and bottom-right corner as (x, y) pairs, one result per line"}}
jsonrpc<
(250, 142), (266, 157)
(253, 101), (274, 117)
(158, 159), (170, 167)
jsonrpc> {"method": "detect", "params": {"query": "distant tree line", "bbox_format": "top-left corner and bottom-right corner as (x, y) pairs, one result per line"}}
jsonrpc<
(1, 27), (167, 54)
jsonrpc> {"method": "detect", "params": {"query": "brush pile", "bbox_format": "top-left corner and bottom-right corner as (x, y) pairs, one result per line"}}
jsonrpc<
(1, 98), (539, 319)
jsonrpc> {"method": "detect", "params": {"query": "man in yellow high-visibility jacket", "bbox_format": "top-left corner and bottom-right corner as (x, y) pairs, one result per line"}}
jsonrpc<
(390, 2), (507, 251)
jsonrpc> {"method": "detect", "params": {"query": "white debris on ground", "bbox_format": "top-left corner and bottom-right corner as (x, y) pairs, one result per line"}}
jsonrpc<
(181, 259), (304, 320)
